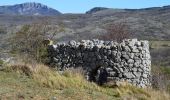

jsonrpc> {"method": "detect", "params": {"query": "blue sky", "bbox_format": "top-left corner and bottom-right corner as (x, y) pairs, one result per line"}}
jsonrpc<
(0, 0), (170, 13)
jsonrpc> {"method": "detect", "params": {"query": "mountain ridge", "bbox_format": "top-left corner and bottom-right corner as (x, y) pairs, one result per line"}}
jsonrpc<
(86, 5), (170, 14)
(0, 2), (170, 15)
(0, 2), (61, 16)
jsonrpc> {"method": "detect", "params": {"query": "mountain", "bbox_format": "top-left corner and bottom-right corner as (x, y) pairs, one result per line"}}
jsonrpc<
(0, 2), (61, 16)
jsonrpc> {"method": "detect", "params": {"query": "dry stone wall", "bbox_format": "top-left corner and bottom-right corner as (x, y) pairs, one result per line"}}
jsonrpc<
(48, 39), (151, 88)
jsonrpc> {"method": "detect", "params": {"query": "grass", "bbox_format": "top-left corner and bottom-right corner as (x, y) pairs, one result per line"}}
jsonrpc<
(0, 59), (4, 66)
(160, 67), (170, 75)
(0, 63), (170, 100)
(152, 65), (170, 75)
(150, 40), (170, 49)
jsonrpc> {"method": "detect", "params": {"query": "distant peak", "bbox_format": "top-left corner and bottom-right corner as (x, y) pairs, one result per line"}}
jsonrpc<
(0, 2), (61, 16)
(17, 2), (49, 9)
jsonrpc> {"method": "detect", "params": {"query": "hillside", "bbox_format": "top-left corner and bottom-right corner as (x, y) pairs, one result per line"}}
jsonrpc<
(1, 4), (170, 41)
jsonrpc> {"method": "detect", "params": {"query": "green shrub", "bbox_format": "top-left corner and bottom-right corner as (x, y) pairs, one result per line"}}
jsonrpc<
(160, 67), (170, 74)
(9, 22), (64, 63)
(0, 59), (4, 65)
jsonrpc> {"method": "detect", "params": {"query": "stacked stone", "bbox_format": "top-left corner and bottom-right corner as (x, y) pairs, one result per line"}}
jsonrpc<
(48, 39), (151, 88)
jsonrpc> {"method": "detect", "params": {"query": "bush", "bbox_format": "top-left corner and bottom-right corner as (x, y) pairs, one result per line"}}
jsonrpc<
(10, 24), (46, 62)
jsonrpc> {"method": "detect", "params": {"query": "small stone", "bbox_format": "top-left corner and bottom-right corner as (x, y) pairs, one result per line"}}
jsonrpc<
(124, 73), (135, 79)
(109, 71), (117, 77)
(132, 48), (139, 53)
(128, 59), (134, 64)
(133, 72), (141, 78)
(132, 68), (138, 72)
(122, 54), (129, 60)
(51, 97), (57, 100)
(142, 74), (148, 78)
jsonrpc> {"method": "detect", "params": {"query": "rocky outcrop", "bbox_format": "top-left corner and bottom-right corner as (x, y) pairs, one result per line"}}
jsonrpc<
(48, 39), (151, 88)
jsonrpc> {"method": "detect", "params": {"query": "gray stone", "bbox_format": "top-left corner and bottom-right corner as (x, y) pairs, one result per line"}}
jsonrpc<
(133, 72), (141, 78)
(109, 71), (117, 77)
(122, 54), (129, 60)
(132, 68), (138, 72)
(124, 73), (135, 79)
(132, 47), (139, 53)
(128, 59), (134, 64)
(142, 73), (148, 78)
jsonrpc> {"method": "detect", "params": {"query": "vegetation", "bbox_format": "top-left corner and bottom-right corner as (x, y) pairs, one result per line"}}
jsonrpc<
(0, 26), (7, 34)
(0, 59), (4, 66)
(9, 21), (64, 63)
(0, 63), (169, 100)
(150, 40), (170, 49)
(149, 40), (170, 93)
(151, 65), (170, 93)
(100, 22), (132, 42)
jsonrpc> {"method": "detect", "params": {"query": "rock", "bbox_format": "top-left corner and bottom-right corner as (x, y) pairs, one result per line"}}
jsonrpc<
(138, 68), (143, 72)
(132, 47), (139, 53)
(127, 59), (134, 64)
(133, 72), (141, 78)
(109, 71), (117, 77)
(69, 40), (76, 46)
(122, 46), (131, 52)
(132, 68), (138, 72)
(51, 97), (57, 100)
(142, 73), (148, 78)
(122, 54), (129, 60)
(105, 67), (113, 72)
(124, 73), (135, 79)
(135, 41), (141, 47)
(129, 53), (135, 59)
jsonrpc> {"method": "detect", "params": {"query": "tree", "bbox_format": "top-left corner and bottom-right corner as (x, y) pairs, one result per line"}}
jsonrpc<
(10, 20), (65, 63)
(100, 22), (132, 42)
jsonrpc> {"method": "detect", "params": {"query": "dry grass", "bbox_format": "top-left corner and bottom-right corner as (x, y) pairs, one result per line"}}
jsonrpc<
(5, 63), (101, 91)
(2, 63), (170, 100)
(150, 40), (170, 49)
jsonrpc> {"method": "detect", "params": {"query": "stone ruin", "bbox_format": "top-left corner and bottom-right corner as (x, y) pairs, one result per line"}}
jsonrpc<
(47, 39), (151, 88)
